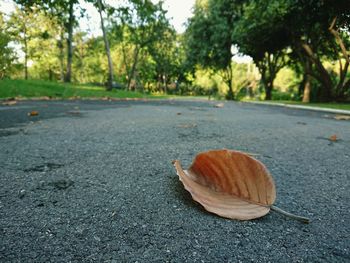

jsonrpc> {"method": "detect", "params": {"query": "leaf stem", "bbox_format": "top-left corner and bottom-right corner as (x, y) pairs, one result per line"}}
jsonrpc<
(271, 205), (310, 224)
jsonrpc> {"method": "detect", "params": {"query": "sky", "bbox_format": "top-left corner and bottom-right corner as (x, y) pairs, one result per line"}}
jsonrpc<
(159, 0), (195, 33)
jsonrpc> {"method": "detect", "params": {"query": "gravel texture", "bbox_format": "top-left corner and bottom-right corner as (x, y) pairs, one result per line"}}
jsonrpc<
(0, 99), (349, 262)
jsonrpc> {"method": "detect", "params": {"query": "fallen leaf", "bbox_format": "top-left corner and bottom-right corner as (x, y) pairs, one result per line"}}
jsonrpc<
(214, 103), (224, 108)
(2, 100), (17, 106)
(334, 115), (350, 120)
(329, 134), (338, 142)
(28, 111), (39, 116)
(66, 111), (81, 115)
(173, 149), (309, 223)
(177, 123), (197, 128)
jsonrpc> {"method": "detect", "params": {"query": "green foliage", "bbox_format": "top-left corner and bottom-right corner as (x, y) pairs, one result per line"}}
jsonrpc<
(0, 79), (145, 99)
(112, 0), (174, 90)
(4, 0), (350, 103)
(184, 0), (244, 99)
(0, 13), (16, 79)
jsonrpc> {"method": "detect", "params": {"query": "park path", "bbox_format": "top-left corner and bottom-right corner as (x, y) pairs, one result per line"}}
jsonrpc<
(1, 100), (349, 262)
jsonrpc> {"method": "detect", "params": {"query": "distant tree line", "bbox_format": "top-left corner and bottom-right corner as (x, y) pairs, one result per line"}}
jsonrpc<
(0, 0), (185, 94)
(0, 0), (349, 102)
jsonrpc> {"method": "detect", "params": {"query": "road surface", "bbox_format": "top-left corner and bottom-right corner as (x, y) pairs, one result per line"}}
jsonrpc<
(1, 99), (349, 262)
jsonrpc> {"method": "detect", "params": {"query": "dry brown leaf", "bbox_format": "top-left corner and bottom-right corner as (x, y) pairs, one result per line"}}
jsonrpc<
(28, 111), (39, 116)
(334, 115), (350, 120)
(329, 134), (338, 142)
(173, 149), (309, 223)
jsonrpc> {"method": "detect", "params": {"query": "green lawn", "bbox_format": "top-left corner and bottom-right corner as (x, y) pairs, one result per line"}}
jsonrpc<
(0, 79), (210, 101)
(2, 79), (348, 111)
(0, 79), (149, 99)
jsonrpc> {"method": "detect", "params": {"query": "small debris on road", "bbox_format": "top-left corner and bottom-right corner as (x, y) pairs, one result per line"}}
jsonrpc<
(28, 111), (39, 116)
(334, 115), (350, 120)
(214, 103), (224, 108)
(2, 100), (17, 106)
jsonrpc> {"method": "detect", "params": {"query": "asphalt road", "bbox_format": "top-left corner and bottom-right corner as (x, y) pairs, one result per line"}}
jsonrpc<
(1, 99), (349, 262)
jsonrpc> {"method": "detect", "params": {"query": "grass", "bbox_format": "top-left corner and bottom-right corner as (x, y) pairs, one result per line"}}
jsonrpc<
(2, 79), (348, 111)
(0, 79), (210, 101)
(0, 79), (148, 99)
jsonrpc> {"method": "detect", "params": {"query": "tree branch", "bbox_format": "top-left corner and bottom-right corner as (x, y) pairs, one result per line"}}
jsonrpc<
(328, 17), (350, 64)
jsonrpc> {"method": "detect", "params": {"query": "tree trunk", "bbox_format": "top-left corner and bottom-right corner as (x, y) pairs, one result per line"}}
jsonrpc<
(163, 75), (167, 94)
(23, 25), (28, 80)
(121, 42), (130, 87)
(226, 81), (234, 100)
(265, 83), (272, 100)
(300, 42), (333, 102)
(157, 75), (161, 92)
(265, 89), (272, 100)
(64, 1), (74, 83)
(329, 17), (349, 100)
(97, 0), (114, 91)
(127, 46), (140, 90)
(24, 37), (28, 80)
(302, 74), (311, 103)
(302, 60), (311, 103)
(49, 68), (53, 81)
(260, 70), (273, 101)
(224, 64), (234, 100)
(256, 53), (278, 101)
(58, 29), (65, 82)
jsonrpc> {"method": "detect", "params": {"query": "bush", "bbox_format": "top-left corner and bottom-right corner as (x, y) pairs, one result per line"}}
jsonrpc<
(272, 91), (294, 101)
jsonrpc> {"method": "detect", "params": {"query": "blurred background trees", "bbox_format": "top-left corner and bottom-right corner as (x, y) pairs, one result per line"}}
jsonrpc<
(1, 0), (349, 102)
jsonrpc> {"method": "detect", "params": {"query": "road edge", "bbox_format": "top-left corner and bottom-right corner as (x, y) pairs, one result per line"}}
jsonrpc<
(243, 101), (350, 116)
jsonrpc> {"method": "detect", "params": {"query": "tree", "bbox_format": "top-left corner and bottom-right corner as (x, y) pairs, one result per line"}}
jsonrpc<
(233, 0), (289, 100)
(8, 6), (35, 79)
(233, 0), (350, 102)
(14, 0), (80, 83)
(9, 5), (65, 81)
(87, 0), (115, 90)
(0, 12), (15, 79)
(115, 0), (171, 90)
(290, 0), (350, 102)
(185, 0), (244, 99)
(147, 23), (178, 93)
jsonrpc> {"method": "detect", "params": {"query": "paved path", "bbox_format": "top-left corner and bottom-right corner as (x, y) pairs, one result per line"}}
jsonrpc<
(1, 100), (349, 262)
